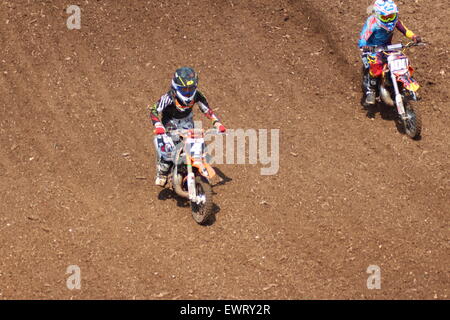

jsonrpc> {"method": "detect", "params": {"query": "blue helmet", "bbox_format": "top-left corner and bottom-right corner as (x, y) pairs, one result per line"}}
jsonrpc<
(171, 67), (198, 109)
(373, 0), (399, 31)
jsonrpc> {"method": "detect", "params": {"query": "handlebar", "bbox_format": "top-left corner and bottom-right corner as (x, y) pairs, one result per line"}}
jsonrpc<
(167, 128), (226, 137)
(361, 42), (427, 54)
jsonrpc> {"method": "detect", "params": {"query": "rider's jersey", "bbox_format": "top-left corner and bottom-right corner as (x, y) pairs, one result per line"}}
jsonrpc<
(358, 15), (415, 47)
(149, 89), (220, 127)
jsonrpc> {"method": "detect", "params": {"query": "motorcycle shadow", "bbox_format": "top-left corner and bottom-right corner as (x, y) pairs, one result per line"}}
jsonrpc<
(211, 167), (232, 190)
(157, 188), (221, 226)
(364, 102), (397, 121)
(362, 99), (419, 138)
(202, 203), (220, 226)
(158, 188), (190, 208)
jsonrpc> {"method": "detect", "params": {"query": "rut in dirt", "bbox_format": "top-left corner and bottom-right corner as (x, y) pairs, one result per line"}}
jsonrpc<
(0, 0), (448, 299)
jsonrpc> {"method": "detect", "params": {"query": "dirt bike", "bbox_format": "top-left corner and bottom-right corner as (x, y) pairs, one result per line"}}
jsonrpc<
(164, 128), (220, 225)
(362, 42), (426, 139)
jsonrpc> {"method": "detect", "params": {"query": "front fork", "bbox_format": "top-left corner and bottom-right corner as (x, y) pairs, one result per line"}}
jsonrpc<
(184, 150), (201, 203)
(390, 72), (408, 120)
(186, 167), (197, 201)
(173, 147), (203, 204)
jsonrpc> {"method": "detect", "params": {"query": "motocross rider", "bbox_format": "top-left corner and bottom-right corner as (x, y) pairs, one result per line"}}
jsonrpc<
(358, 0), (422, 105)
(149, 67), (226, 187)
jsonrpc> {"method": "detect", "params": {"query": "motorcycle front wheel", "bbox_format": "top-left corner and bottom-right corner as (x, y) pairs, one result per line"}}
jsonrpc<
(191, 175), (213, 225)
(403, 99), (422, 140)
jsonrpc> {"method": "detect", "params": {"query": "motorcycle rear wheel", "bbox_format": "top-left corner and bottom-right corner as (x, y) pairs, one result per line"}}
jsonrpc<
(191, 175), (213, 225)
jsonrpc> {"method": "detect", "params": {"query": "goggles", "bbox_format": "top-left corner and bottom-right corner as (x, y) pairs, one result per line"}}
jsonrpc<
(178, 85), (197, 97)
(379, 13), (397, 23)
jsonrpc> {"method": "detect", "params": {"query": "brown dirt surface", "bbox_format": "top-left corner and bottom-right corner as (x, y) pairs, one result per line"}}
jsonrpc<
(0, 0), (448, 299)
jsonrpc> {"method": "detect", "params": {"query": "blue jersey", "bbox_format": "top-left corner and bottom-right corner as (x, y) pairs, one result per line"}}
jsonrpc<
(358, 15), (412, 47)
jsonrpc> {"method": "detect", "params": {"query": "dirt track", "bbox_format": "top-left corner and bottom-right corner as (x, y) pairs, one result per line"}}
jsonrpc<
(0, 0), (448, 299)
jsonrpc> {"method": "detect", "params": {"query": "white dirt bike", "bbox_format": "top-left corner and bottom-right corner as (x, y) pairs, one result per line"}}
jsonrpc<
(164, 128), (222, 225)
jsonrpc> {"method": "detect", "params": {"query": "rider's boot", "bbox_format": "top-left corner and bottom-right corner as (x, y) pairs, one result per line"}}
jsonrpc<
(364, 74), (379, 105)
(155, 159), (171, 187)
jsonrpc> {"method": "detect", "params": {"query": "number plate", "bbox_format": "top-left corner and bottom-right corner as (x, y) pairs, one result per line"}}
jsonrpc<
(186, 138), (204, 157)
(389, 58), (409, 72)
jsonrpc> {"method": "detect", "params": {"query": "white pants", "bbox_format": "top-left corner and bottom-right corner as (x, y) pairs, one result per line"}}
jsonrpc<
(154, 114), (194, 173)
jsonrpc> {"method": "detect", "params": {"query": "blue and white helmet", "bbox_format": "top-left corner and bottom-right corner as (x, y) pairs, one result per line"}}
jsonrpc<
(171, 67), (198, 109)
(373, 0), (399, 31)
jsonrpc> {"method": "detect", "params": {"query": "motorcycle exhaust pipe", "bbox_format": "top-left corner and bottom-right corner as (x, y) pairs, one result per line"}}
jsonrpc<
(171, 147), (189, 198)
(172, 163), (189, 198)
(173, 173), (189, 198)
(379, 85), (395, 106)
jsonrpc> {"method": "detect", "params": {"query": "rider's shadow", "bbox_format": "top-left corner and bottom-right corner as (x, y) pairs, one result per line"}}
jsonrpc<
(363, 100), (421, 139)
(361, 93), (407, 134)
(156, 167), (231, 225)
(378, 103), (399, 121)
(377, 103), (410, 136)
(158, 188), (220, 226)
(157, 189), (222, 226)
(363, 101), (397, 121)
(158, 188), (190, 208)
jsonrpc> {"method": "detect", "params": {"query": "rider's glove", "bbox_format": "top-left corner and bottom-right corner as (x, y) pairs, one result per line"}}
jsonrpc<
(154, 123), (166, 135)
(412, 35), (422, 43)
(214, 122), (226, 133)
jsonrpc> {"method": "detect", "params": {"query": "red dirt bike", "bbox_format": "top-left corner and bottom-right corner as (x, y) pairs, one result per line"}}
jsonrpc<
(166, 128), (220, 225)
(362, 42), (426, 139)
